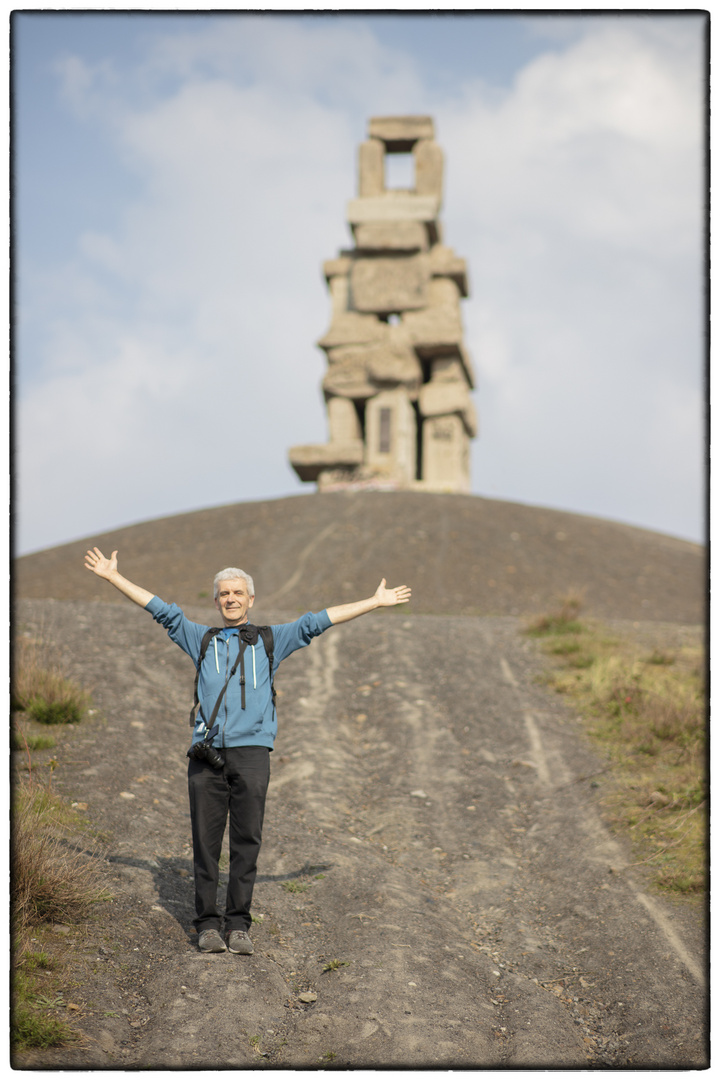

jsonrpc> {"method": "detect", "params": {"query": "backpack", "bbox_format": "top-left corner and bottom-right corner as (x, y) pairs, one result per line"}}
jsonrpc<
(189, 624), (276, 728)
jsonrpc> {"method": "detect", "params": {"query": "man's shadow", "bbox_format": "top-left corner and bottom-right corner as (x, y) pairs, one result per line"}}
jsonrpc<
(105, 853), (334, 938)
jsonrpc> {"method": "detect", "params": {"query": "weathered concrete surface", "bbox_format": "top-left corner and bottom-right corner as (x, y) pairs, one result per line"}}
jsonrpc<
(350, 253), (430, 313)
(358, 137), (384, 196)
(346, 193), (441, 226)
(287, 441), (364, 483)
(414, 138), (444, 198)
(293, 115), (475, 492)
(13, 598), (707, 1069)
(354, 221), (429, 251)
(368, 114), (435, 146)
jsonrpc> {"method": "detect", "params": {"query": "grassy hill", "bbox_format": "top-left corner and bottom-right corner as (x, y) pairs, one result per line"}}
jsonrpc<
(14, 492), (704, 625)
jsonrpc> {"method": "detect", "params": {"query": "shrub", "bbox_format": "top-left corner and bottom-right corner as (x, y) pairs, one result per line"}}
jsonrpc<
(25, 697), (85, 726)
(525, 591), (585, 636)
(12, 636), (90, 726)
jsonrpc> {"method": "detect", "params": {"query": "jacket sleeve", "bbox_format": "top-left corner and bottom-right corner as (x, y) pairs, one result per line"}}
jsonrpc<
(144, 596), (209, 662)
(271, 610), (333, 666)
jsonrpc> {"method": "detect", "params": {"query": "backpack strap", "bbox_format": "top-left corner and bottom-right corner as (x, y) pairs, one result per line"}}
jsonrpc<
(257, 626), (276, 707)
(189, 627), (223, 726)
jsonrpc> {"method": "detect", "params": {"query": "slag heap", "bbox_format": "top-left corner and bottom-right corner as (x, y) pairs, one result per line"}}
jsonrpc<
(289, 116), (477, 492)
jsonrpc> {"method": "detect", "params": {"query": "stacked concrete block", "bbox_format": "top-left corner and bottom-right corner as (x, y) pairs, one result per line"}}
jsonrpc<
(289, 116), (477, 492)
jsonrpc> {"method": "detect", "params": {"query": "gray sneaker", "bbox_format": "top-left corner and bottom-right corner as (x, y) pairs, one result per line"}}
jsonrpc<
(226, 929), (254, 955)
(198, 928), (226, 953)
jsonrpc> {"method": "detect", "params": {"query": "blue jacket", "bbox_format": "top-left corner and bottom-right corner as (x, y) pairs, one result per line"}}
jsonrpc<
(145, 597), (333, 750)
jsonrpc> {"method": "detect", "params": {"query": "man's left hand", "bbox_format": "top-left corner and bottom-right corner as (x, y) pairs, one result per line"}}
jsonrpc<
(374, 579), (412, 607)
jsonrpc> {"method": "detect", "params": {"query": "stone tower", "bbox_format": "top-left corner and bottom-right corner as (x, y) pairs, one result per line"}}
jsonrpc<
(289, 116), (477, 492)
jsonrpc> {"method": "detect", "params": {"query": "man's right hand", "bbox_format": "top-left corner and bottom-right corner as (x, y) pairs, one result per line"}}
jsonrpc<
(85, 547), (119, 579)
(83, 547), (155, 608)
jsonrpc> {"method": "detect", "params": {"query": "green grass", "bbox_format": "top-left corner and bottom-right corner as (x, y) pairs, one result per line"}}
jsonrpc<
(12, 729), (57, 753)
(525, 597), (706, 896)
(12, 936), (79, 1051)
(281, 880), (310, 894)
(12, 998), (75, 1049)
(322, 958), (349, 972)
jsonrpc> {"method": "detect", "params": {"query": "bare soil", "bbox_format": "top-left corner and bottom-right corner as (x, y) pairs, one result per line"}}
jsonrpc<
(12, 588), (707, 1070)
(15, 490), (705, 625)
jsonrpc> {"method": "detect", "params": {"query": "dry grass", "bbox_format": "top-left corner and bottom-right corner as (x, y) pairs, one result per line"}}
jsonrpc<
(12, 635), (90, 725)
(526, 595), (706, 896)
(11, 776), (108, 1051)
(12, 778), (106, 939)
(525, 589), (585, 636)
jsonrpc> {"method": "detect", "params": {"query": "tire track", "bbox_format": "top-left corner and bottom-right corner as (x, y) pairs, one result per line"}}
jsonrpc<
(498, 649), (704, 988)
(13, 600), (706, 1069)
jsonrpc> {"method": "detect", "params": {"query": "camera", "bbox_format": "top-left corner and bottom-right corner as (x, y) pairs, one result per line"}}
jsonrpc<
(187, 739), (225, 769)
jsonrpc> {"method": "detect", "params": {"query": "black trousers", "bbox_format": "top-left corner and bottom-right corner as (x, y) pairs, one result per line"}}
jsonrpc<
(187, 745), (270, 933)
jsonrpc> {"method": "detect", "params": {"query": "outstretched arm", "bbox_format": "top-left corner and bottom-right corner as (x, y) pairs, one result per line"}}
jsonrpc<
(84, 548), (154, 609)
(326, 579), (411, 626)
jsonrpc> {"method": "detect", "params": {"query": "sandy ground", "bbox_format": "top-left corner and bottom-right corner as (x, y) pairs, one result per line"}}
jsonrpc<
(12, 596), (707, 1070)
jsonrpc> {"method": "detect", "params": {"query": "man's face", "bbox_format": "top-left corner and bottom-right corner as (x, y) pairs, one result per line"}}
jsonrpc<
(214, 577), (255, 627)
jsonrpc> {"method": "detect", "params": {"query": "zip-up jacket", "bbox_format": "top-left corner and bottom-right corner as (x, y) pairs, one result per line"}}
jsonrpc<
(145, 596), (333, 750)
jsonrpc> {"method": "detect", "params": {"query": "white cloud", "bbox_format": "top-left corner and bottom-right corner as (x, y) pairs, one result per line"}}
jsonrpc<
(16, 15), (705, 552)
(435, 19), (704, 537)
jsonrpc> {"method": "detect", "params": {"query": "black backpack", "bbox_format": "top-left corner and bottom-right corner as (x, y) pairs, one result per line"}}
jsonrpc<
(189, 624), (276, 728)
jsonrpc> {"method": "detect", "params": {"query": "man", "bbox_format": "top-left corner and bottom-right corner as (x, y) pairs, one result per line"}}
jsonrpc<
(84, 547), (411, 955)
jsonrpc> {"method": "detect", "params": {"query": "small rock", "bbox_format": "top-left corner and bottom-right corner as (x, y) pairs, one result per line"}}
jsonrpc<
(411, 790), (428, 799)
(98, 1030), (116, 1051)
(298, 992), (317, 1004)
(119, 792), (136, 800)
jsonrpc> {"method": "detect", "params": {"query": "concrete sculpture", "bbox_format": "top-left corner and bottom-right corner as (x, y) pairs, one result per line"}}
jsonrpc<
(289, 116), (477, 492)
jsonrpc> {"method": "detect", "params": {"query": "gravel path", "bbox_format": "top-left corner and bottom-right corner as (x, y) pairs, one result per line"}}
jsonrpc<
(13, 596), (707, 1069)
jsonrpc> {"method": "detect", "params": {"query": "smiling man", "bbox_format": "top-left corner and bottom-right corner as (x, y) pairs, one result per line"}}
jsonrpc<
(84, 547), (411, 955)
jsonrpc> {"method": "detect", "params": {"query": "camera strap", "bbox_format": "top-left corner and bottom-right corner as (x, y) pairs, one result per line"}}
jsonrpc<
(204, 639), (249, 729)
(188, 631), (247, 727)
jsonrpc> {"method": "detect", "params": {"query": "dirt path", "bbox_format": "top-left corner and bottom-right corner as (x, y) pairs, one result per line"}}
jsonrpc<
(13, 598), (707, 1069)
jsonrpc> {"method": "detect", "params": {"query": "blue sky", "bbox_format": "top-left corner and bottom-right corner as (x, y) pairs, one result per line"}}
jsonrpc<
(13, 10), (707, 553)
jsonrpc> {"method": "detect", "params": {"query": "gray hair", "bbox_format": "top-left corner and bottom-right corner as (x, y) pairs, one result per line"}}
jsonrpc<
(213, 567), (255, 599)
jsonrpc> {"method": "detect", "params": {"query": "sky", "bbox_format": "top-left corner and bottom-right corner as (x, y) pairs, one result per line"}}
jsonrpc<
(12, 8), (708, 554)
